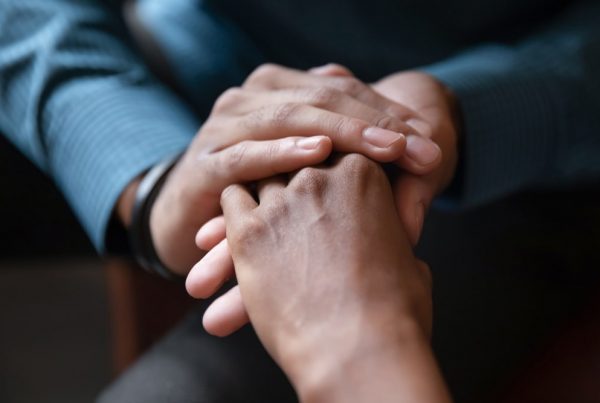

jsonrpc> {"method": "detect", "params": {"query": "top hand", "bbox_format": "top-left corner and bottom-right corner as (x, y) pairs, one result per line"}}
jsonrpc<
(187, 65), (459, 335)
(119, 64), (442, 274)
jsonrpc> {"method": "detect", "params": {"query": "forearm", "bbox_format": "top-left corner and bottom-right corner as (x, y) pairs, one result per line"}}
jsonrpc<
(421, 0), (600, 207)
(293, 318), (451, 403)
(0, 0), (198, 251)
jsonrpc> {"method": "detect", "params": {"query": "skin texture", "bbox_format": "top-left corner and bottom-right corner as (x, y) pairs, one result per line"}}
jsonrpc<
(208, 154), (452, 403)
(187, 65), (459, 336)
(116, 64), (443, 275)
(372, 70), (460, 236)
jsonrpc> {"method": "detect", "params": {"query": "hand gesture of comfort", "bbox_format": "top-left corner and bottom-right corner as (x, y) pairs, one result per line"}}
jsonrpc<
(123, 63), (449, 275)
(190, 154), (452, 403)
(185, 65), (459, 336)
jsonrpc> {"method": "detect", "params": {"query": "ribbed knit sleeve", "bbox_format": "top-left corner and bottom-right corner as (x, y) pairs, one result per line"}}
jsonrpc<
(0, 1), (199, 251)
(423, 1), (600, 207)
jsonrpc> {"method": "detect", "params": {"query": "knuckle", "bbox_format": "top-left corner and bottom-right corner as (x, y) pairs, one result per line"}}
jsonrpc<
(326, 63), (350, 73)
(340, 153), (382, 177)
(351, 156), (386, 189)
(342, 153), (372, 168)
(260, 196), (290, 221)
(331, 116), (365, 137)
(334, 77), (363, 96)
(246, 63), (281, 85)
(241, 106), (267, 130)
(234, 215), (267, 248)
(290, 167), (328, 195)
(307, 87), (339, 107)
(212, 87), (243, 113)
(269, 103), (299, 127)
(220, 141), (249, 172)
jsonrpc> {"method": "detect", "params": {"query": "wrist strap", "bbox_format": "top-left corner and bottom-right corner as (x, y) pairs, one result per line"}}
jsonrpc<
(129, 153), (183, 280)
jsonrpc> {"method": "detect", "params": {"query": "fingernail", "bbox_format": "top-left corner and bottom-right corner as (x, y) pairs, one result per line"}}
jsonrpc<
(406, 135), (440, 166)
(296, 136), (324, 150)
(363, 127), (404, 148)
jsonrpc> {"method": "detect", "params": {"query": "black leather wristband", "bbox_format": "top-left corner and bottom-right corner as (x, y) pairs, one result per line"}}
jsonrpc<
(129, 153), (183, 280)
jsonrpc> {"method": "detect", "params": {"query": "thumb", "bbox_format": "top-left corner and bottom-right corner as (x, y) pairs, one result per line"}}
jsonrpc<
(393, 175), (436, 246)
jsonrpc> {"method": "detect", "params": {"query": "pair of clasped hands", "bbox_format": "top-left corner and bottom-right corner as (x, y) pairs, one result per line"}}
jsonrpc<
(151, 63), (457, 399)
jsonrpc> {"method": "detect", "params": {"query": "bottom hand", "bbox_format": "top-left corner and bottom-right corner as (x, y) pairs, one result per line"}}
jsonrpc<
(189, 154), (446, 402)
(187, 154), (433, 341)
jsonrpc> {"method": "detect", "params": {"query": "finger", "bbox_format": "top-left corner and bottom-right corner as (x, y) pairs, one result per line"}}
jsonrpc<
(220, 184), (258, 229)
(202, 285), (250, 337)
(392, 175), (436, 246)
(214, 87), (415, 136)
(244, 64), (415, 119)
(186, 239), (234, 299)
(397, 134), (442, 175)
(308, 63), (354, 77)
(257, 175), (287, 201)
(195, 216), (226, 251)
(202, 136), (333, 194)
(221, 104), (407, 162)
(219, 100), (440, 176)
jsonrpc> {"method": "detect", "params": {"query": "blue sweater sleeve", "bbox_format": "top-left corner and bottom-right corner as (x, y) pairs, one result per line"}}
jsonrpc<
(423, 1), (600, 207)
(0, 0), (200, 251)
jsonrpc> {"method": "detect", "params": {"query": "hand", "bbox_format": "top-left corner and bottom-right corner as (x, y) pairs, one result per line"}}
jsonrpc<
(372, 71), (460, 245)
(244, 64), (458, 244)
(200, 155), (437, 400)
(238, 63), (443, 176)
(187, 66), (459, 335)
(120, 64), (442, 274)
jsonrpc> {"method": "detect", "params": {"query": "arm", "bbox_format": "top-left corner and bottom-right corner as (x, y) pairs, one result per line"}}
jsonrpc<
(0, 3), (439, 273)
(207, 154), (451, 403)
(419, 0), (600, 206)
(0, 0), (198, 251)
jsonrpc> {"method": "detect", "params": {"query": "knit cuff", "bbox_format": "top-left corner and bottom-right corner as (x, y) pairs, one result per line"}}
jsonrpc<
(44, 80), (198, 252)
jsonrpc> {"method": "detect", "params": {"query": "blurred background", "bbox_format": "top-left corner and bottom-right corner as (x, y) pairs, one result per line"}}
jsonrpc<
(0, 135), (110, 403)
(0, 134), (192, 403)
(2, 130), (600, 403)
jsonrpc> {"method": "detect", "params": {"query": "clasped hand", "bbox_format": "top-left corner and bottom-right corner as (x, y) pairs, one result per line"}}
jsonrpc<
(150, 63), (457, 277)
(200, 155), (434, 391)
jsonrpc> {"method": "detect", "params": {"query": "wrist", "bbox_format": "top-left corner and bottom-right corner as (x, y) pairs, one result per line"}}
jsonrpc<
(127, 154), (185, 279)
(288, 315), (428, 403)
(149, 162), (217, 276)
(148, 183), (192, 275)
(116, 176), (143, 228)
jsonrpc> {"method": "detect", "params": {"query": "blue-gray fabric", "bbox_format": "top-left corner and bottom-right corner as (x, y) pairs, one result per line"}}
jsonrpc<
(1, 0), (599, 251)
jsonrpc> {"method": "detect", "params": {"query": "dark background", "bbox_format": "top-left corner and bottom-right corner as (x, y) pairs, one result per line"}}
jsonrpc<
(0, 135), (95, 258)
(0, 135), (110, 403)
